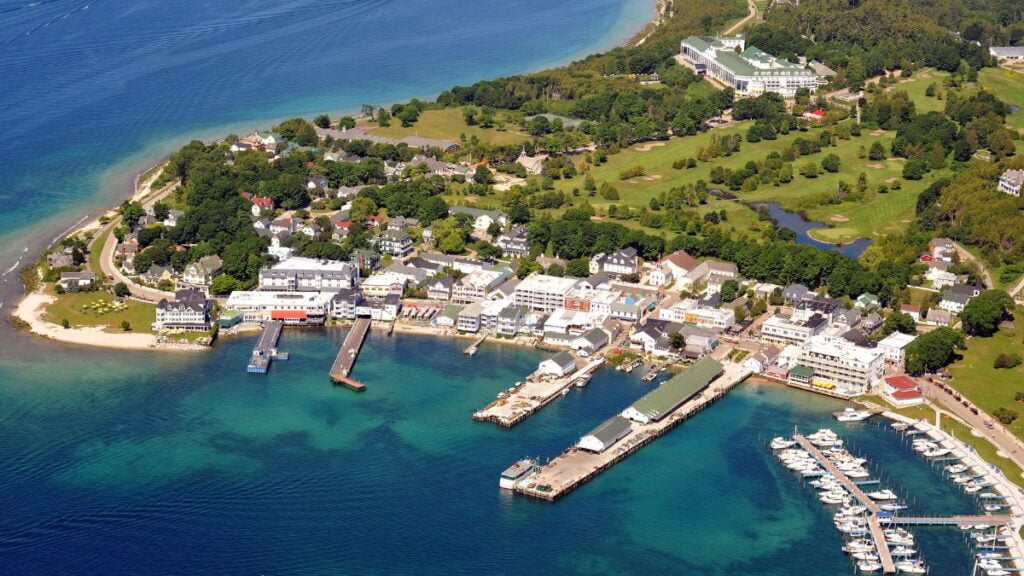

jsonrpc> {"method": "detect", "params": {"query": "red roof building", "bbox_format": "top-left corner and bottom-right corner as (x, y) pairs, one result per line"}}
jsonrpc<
(882, 375), (925, 407)
(270, 310), (308, 323)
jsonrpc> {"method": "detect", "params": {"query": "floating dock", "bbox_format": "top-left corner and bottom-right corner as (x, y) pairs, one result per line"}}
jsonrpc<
(514, 362), (750, 502)
(329, 317), (371, 391)
(474, 357), (605, 427)
(247, 321), (288, 374)
(464, 333), (486, 356)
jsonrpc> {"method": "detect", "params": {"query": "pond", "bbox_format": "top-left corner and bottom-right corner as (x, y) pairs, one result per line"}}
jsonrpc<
(754, 202), (873, 258)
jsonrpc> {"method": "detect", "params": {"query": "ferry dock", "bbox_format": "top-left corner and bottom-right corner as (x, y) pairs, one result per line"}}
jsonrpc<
(247, 321), (288, 374)
(514, 360), (750, 501)
(473, 356), (605, 427)
(329, 317), (371, 391)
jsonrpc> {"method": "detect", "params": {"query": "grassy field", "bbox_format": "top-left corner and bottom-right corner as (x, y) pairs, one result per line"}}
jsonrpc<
(885, 69), (950, 114)
(979, 68), (1024, 133)
(43, 290), (156, 334)
(947, 308), (1024, 438)
(366, 108), (529, 146)
(556, 124), (949, 244)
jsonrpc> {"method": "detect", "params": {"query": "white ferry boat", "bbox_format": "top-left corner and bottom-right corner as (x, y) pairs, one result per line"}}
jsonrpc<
(500, 459), (537, 490)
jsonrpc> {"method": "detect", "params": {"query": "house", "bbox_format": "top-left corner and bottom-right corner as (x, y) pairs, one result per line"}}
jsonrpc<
(924, 308), (952, 327)
(743, 345), (781, 374)
(388, 216), (418, 231)
(496, 225), (530, 258)
(307, 175), (330, 194)
(861, 311), (883, 333)
(783, 284), (813, 304)
(141, 264), (174, 285)
(990, 47), (1024, 61)
(497, 306), (528, 336)
(360, 272), (407, 298)
(855, 293), (880, 310)
(589, 247), (639, 276)
(331, 288), (364, 319)
(899, 304), (921, 322)
(382, 293), (402, 320)
(678, 260), (739, 295)
(58, 271), (97, 290)
(154, 289), (212, 331)
(299, 222), (323, 238)
(383, 264), (426, 286)
(268, 234), (294, 261)
(47, 252), (74, 269)
(162, 210), (184, 228)
(656, 250), (698, 285)
(515, 149), (548, 175)
(182, 255), (223, 288)
(802, 108), (826, 122)
(538, 350), (577, 377)
(928, 238), (955, 263)
(939, 284), (982, 314)
(448, 207), (507, 231)
(925, 263), (958, 289)
(376, 229), (413, 256)
(882, 375), (925, 407)
(578, 416), (632, 453)
(250, 196), (274, 217)
(998, 169), (1024, 197)
(433, 304), (463, 328)
(877, 332), (917, 370)
(457, 301), (484, 333)
(270, 217), (296, 235)
(426, 277), (453, 301)
(570, 328), (610, 357)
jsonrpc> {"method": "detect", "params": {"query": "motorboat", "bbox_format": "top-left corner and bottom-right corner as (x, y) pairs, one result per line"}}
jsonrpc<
(985, 504), (1005, 512)
(978, 551), (1004, 560)
(857, 561), (883, 572)
(952, 474), (972, 484)
(886, 534), (915, 546)
(868, 489), (898, 500)
(844, 468), (871, 479)
(889, 546), (917, 557)
(852, 552), (880, 561)
(912, 442), (937, 453)
(965, 483), (983, 494)
(821, 491), (847, 505)
(923, 446), (952, 458)
(770, 437), (796, 450)
(844, 541), (875, 554)
(880, 502), (908, 512)
(837, 407), (873, 422)
(891, 422), (909, 431)
(947, 463), (969, 474)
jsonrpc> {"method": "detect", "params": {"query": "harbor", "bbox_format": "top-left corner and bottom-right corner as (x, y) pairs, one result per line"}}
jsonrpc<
(512, 360), (751, 502)
(329, 317), (371, 391)
(246, 320), (288, 374)
(473, 355), (605, 427)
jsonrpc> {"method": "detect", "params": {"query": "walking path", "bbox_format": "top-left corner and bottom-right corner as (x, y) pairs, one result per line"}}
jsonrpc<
(953, 241), (993, 289)
(723, 0), (757, 35)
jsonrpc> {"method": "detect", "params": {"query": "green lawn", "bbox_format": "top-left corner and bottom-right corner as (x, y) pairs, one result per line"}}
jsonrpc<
(556, 124), (949, 244)
(366, 108), (529, 147)
(89, 226), (112, 277)
(883, 68), (951, 114)
(43, 290), (156, 334)
(979, 68), (1024, 133)
(947, 309), (1024, 439)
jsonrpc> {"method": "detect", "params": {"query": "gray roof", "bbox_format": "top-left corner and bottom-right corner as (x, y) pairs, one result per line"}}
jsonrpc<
(449, 206), (505, 221)
(547, 350), (576, 367)
(630, 358), (723, 422)
(576, 327), (609, 347)
(583, 415), (632, 445)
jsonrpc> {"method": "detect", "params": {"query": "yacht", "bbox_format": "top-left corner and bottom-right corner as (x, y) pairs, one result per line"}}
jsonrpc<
(891, 422), (909, 431)
(880, 502), (908, 512)
(965, 483), (983, 494)
(912, 441), (936, 453)
(923, 446), (952, 458)
(978, 551), (1004, 560)
(895, 560), (927, 574)
(857, 560), (883, 572)
(889, 546), (917, 557)
(844, 468), (871, 479)
(952, 474), (972, 484)
(770, 437), (796, 450)
(868, 489), (898, 500)
(985, 504), (1005, 512)
(821, 491), (847, 505)
(947, 463), (969, 474)
(852, 552), (880, 562)
(837, 407), (873, 422)
(499, 459), (537, 490)
(844, 541), (875, 554)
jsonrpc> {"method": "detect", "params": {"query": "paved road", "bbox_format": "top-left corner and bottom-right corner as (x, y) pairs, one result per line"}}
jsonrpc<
(953, 241), (993, 289)
(917, 378), (1024, 478)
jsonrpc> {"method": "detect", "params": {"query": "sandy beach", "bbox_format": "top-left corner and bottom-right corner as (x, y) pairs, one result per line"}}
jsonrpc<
(13, 290), (160, 350)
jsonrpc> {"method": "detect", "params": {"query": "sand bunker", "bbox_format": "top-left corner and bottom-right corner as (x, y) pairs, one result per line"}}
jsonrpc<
(868, 163), (885, 170)
(830, 215), (850, 222)
(870, 129), (886, 136)
(634, 142), (666, 152)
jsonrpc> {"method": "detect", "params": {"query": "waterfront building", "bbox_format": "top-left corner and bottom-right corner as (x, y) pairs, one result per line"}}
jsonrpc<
(330, 288), (364, 319)
(570, 328), (609, 357)
(433, 304), (463, 328)
(760, 312), (827, 346)
(360, 272), (407, 298)
(622, 358), (723, 424)
(679, 36), (826, 97)
(426, 277), (453, 301)
(451, 269), (511, 304)
(795, 335), (885, 394)
(383, 264), (427, 285)
(497, 305), (528, 336)
(457, 301), (483, 333)
(578, 415), (632, 453)
(743, 345), (781, 374)
(882, 375), (925, 407)
(877, 332), (916, 370)
(538, 350), (577, 377)
(513, 274), (581, 312)
(58, 271), (97, 290)
(154, 288), (212, 331)
(225, 290), (334, 324)
(258, 257), (355, 292)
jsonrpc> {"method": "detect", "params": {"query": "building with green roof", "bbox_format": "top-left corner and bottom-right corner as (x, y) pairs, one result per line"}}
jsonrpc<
(680, 36), (825, 97)
(622, 358), (724, 424)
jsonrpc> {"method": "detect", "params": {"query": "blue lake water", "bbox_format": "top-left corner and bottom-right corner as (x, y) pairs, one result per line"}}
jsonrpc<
(0, 330), (992, 574)
(0, 0), (652, 302)
(755, 202), (873, 258)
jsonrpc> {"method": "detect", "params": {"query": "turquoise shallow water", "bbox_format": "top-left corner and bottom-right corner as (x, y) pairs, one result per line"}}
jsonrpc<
(0, 330), (989, 574)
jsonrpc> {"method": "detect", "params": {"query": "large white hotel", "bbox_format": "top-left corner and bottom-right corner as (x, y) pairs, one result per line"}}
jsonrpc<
(679, 35), (826, 97)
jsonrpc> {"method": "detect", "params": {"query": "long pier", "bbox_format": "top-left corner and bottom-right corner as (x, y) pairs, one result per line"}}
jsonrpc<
(793, 434), (895, 574)
(514, 364), (750, 501)
(247, 321), (287, 374)
(474, 356), (605, 427)
(887, 515), (1013, 526)
(330, 317), (371, 391)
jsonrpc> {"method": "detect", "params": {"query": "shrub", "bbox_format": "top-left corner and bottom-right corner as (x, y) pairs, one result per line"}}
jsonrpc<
(995, 353), (1022, 370)
(994, 407), (1018, 425)
(618, 165), (646, 180)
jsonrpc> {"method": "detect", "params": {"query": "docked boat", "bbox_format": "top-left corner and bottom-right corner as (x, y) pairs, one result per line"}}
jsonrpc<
(770, 437), (796, 450)
(889, 546), (917, 557)
(868, 489), (898, 501)
(880, 501), (908, 512)
(947, 463), (969, 474)
(837, 407), (873, 422)
(895, 560), (927, 574)
(891, 422), (909, 432)
(857, 560), (883, 572)
(499, 459), (537, 490)
(852, 552), (880, 561)
(923, 446), (952, 458)
(985, 504), (1005, 512)
(844, 541), (875, 554)
(844, 468), (871, 479)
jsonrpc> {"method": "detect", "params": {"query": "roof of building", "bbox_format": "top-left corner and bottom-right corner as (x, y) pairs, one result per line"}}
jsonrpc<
(629, 358), (723, 422)
(545, 350), (576, 368)
(582, 415), (632, 445)
(662, 250), (698, 271)
(575, 327), (609, 347)
(878, 332), (916, 349)
(991, 46), (1024, 58)
(789, 365), (814, 379)
(449, 206), (506, 221)
(516, 273), (580, 294)
(885, 375), (920, 390)
(941, 290), (972, 305)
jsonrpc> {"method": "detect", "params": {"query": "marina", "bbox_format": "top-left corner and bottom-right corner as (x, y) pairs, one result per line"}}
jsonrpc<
(512, 360), (751, 501)
(329, 317), (371, 392)
(246, 321), (288, 374)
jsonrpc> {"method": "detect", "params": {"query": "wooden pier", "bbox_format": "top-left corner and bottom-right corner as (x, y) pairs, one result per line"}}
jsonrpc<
(887, 515), (1013, 526)
(793, 434), (895, 574)
(514, 364), (750, 502)
(247, 321), (288, 374)
(464, 333), (486, 356)
(329, 317), (371, 391)
(473, 357), (605, 428)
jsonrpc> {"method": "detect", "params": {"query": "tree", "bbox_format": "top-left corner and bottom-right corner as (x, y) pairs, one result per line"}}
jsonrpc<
(902, 158), (928, 180)
(474, 165), (495, 185)
(994, 407), (1018, 425)
(566, 258), (589, 277)
(800, 162), (819, 179)
(210, 274), (242, 296)
(338, 116), (356, 130)
(377, 108), (391, 127)
(720, 279), (740, 302)
(486, 221), (503, 240)
(668, 332), (685, 350)
(314, 114), (331, 128)
(821, 154), (841, 173)
(120, 320), (132, 332)
(61, 318), (70, 329)
(905, 327), (964, 375)
(599, 182), (619, 200)
(961, 290), (1013, 336)
(883, 312), (916, 335)
(432, 216), (469, 254)
(152, 201), (170, 222)
(113, 282), (130, 298)
(547, 263), (565, 277)
(868, 141), (887, 161)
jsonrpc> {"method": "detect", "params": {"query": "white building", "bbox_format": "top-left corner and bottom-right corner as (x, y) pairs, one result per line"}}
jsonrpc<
(513, 274), (581, 312)
(796, 335), (885, 395)
(448, 207), (507, 231)
(578, 416), (632, 453)
(538, 350), (576, 377)
(154, 289), (211, 331)
(224, 290), (334, 324)
(360, 272), (408, 298)
(451, 269), (511, 304)
(680, 36), (825, 97)
(589, 247), (639, 276)
(760, 313), (827, 346)
(181, 255), (222, 288)
(998, 169), (1023, 197)
(258, 257), (355, 292)
(877, 332), (916, 370)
